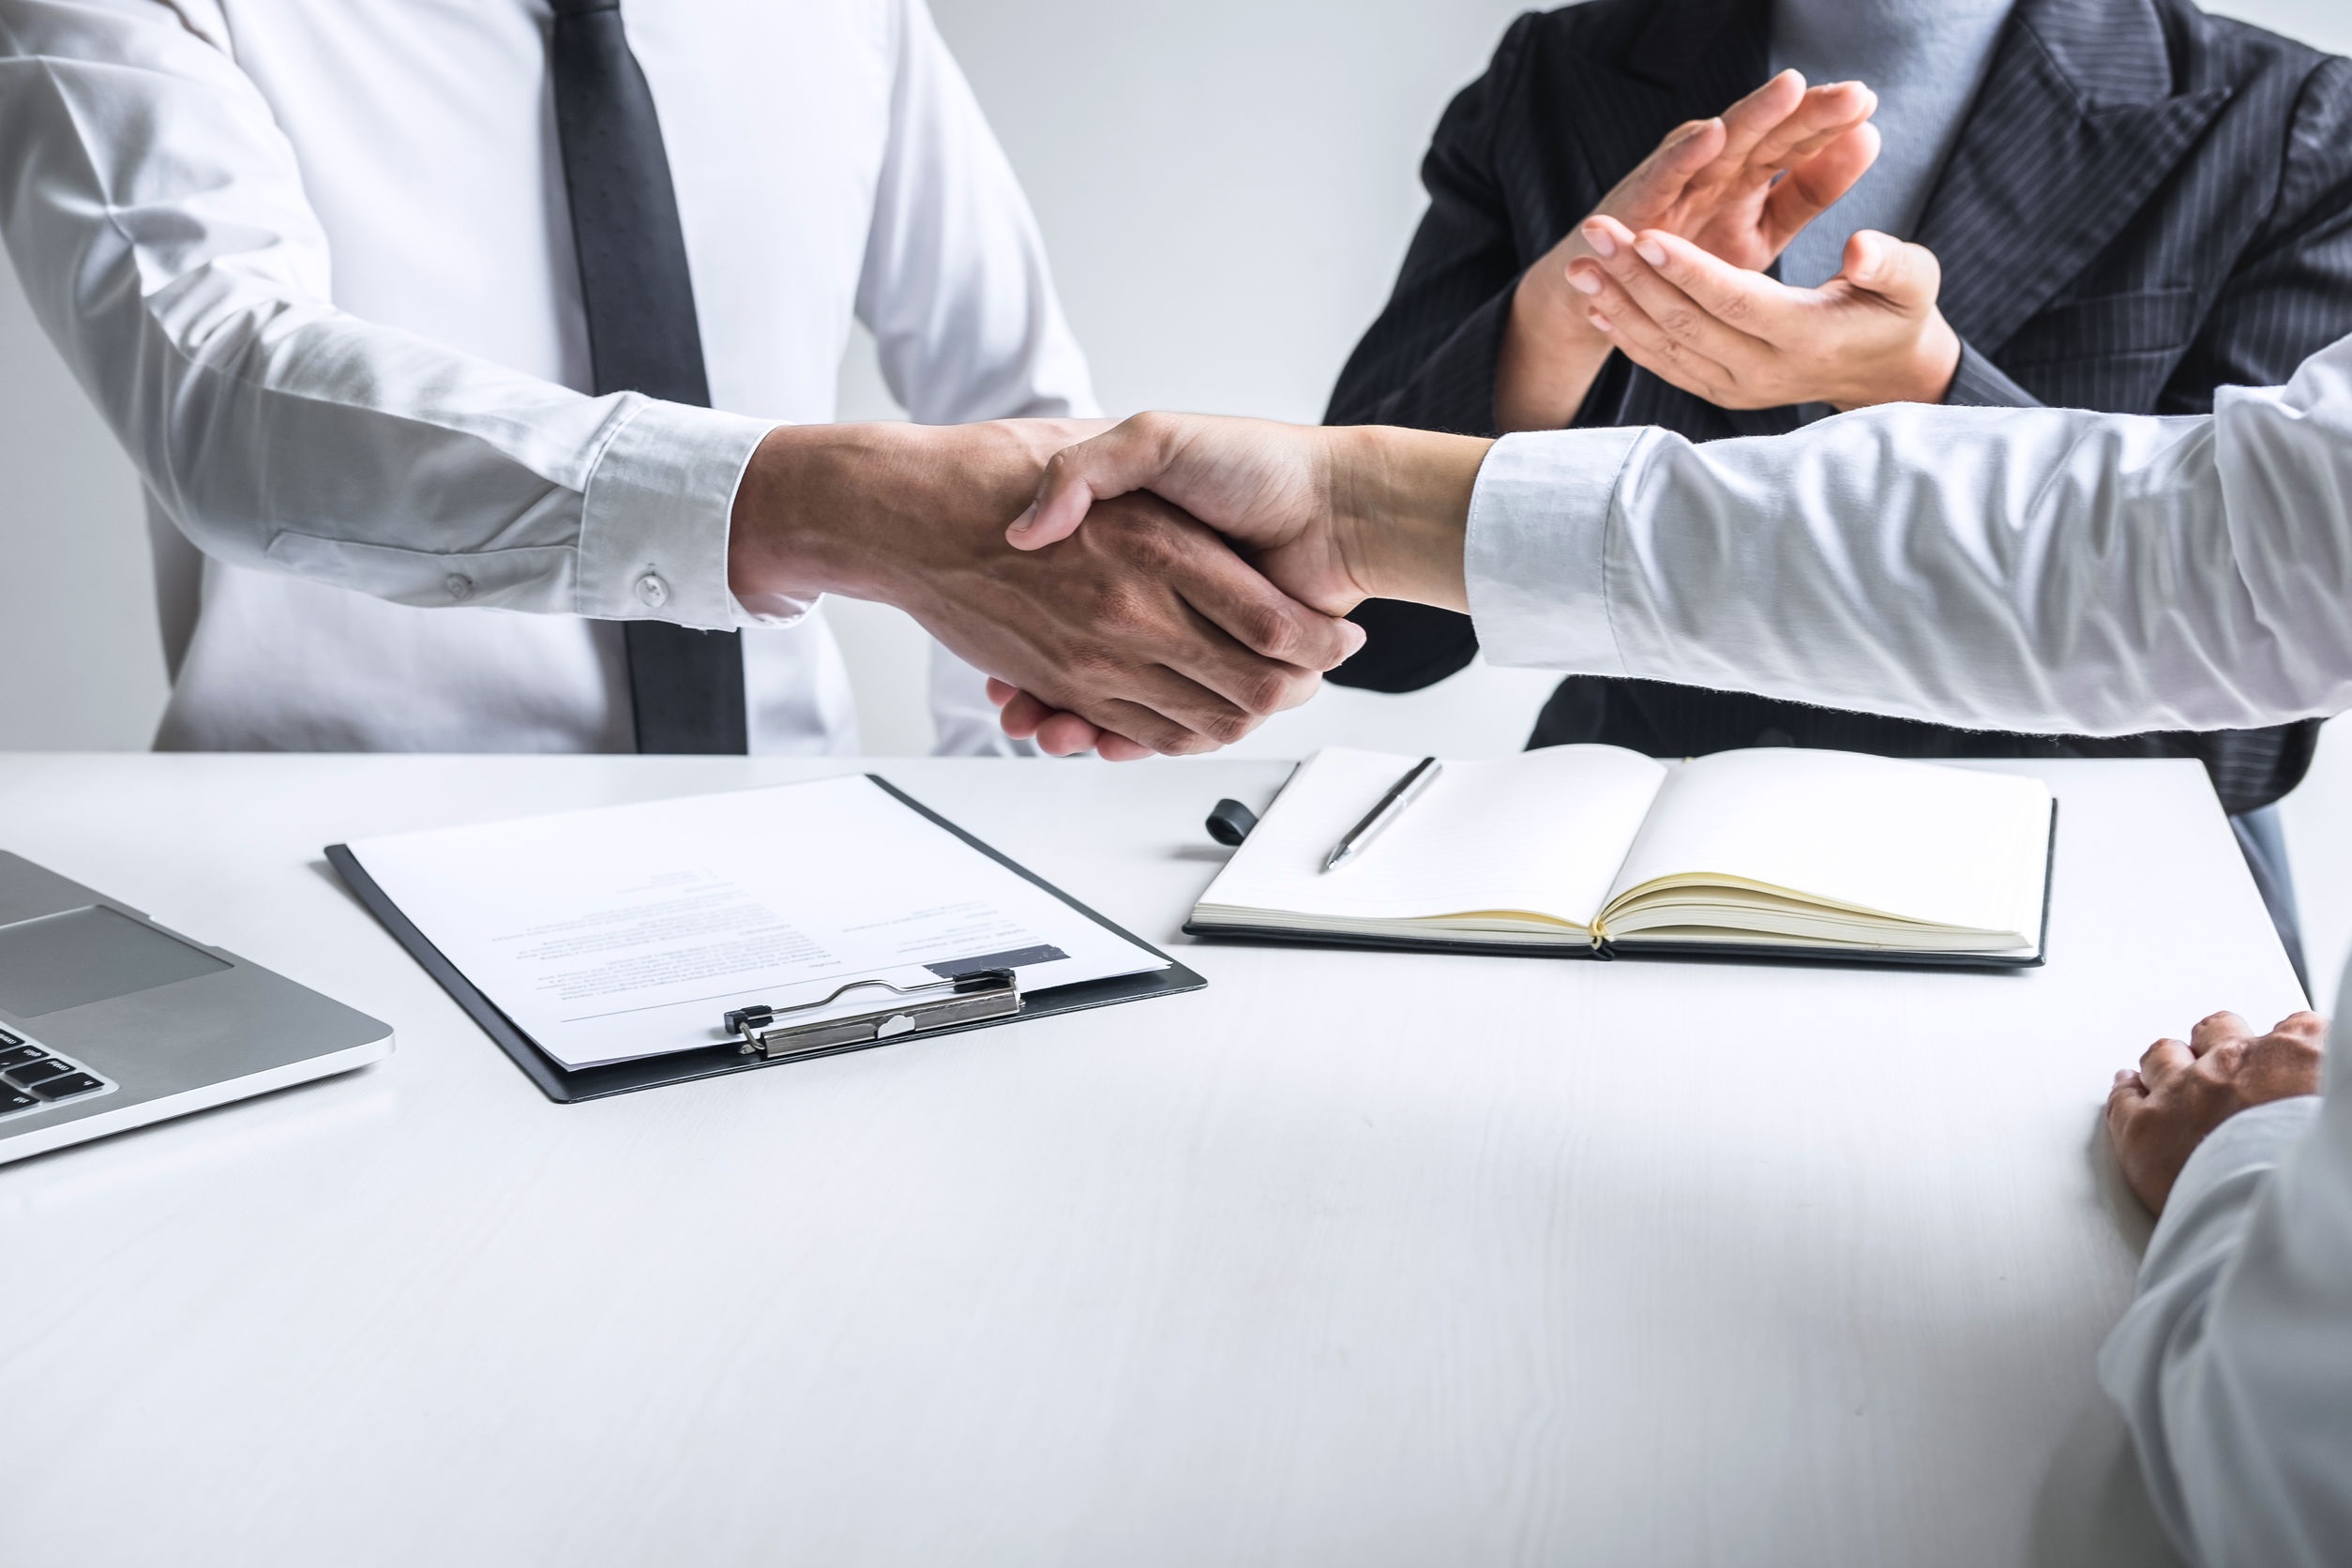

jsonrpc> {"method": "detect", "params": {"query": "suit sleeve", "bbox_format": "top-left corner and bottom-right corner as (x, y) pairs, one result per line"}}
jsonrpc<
(2164, 56), (2352, 415)
(1323, 14), (1538, 694)
(1944, 340), (2044, 409)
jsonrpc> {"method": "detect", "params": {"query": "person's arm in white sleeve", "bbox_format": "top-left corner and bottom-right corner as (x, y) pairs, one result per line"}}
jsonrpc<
(849, 0), (1100, 755)
(2095, 1011), (2350, 1568)
(1465, 330), (2352, 738)
(1000, 336), (2352, 748)
(0, 0), (773, 629)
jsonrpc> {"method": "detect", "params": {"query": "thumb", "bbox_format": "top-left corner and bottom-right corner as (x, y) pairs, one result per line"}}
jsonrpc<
(1841, 231), (1942, 309)
(1005, 414), (1182, 550)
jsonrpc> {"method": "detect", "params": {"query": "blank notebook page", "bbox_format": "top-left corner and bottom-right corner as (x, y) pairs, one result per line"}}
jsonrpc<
(1605, 750), (2052, 935)
(1205, 746), (1668, 926)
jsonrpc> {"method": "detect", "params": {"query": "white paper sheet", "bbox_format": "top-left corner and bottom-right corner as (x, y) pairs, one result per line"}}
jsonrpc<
(347, 776), (1169, 1069)
(1198, 746), (1670, 927)
(1606, 749), (2053, 939)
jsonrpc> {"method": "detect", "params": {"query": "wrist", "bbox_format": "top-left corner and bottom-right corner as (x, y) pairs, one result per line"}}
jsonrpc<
(1496, 261), (1613, 434)
(1327, 426), (1490, 611)
(731, 422), (1037, 608)
(729, 424), (901, 603)
(1833, 311), (1963, 412)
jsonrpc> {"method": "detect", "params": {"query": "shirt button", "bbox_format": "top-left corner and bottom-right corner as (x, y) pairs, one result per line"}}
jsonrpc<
(635, 572), (670, 610)
(444, 573), (474, 602)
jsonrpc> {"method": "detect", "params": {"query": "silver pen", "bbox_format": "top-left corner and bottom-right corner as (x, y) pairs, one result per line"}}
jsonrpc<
(1322, 757), (1442, 872)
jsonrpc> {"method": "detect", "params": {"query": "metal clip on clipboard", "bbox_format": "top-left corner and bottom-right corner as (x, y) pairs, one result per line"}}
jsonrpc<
(723, 968), (1022, 1062)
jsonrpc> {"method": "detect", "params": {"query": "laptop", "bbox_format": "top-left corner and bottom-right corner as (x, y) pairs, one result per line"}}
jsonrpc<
(0, 852), (392, 1166)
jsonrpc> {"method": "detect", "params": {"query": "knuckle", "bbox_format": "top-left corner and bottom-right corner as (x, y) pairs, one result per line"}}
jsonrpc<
(1232, 666), (1294, 716)
(1201, 708), (1256, 745)
(1239, 604), (1299, 660)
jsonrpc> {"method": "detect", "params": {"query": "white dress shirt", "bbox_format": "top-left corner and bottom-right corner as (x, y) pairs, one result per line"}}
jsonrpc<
(0, 0), (1093, 754)
(1462, 331), (2352, 1566)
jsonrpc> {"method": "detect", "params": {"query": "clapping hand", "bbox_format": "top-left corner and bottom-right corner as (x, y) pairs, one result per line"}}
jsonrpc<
(1565, 219), (1962, 410)
(1499, 69), (1882, 430)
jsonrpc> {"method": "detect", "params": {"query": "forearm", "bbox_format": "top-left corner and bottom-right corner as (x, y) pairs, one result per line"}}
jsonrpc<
(1461, 335), (2352, 736)
(1493, 269), (1616, 432)
(1328, 426), (1494, 612)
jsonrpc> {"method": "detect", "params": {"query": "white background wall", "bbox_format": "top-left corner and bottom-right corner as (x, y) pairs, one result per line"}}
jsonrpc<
(6, 0), (2352, 988)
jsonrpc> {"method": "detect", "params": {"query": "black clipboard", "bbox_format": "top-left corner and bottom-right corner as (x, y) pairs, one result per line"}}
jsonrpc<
(327, 776), (1206, 1104)
(1184, 801), (2057, 973)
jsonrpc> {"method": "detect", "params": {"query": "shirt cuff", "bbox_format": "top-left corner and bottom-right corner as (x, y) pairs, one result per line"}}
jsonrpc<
(574, 398), (793, 630)
(2152, 1095), (2326, 1249)
(1463, 427), (1649, 671)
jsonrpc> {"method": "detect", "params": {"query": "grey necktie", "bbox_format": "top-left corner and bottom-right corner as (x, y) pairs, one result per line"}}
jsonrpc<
(549, 0), (749, 754)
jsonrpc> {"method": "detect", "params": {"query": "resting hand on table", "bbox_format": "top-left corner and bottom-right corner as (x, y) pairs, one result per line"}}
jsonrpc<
(726, 418), (1361, 757)
(990, 415), (1492, 756)
(1499, 69), (1881, 431)
(1565, 218), (1962, 411)
(2107, 1010), (2327, 1214)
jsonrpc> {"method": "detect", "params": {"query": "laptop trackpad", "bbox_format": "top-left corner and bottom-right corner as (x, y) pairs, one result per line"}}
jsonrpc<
(0, 906), (230, 1018)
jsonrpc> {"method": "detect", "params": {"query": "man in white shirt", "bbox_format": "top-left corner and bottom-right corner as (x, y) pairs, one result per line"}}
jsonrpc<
(991, 324), (2352, 1562)
(0, 0), (1356, 756)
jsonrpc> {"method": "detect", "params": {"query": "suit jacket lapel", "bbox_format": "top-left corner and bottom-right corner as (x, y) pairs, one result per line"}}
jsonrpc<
(1917, 0), (2231, 356)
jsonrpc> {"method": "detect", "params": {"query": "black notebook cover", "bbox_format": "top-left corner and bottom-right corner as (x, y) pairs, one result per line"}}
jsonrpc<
(328, 776), (1206, 1103)
(1184, 801), (2058, 973)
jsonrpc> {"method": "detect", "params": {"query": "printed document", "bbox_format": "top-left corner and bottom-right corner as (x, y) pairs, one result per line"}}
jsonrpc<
(345, 776), (1169, 1068)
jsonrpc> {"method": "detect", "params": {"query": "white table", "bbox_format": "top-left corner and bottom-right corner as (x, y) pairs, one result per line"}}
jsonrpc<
(0, 754), (2303, 1568)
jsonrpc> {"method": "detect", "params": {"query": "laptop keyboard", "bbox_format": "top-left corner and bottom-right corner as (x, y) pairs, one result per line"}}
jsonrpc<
(0, 1030), (114, 1117)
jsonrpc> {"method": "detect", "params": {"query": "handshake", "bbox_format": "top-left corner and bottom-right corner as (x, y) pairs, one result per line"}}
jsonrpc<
(725, 414), (1494, 760)
(724, 68), (1964, 759)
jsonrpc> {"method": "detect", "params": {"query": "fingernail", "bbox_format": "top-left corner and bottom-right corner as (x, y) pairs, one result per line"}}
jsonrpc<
(1567, 268), (1603, 296)
(1007, 503), (1039, 535)
(1582, 221), (1617, 259)
(2113, 1070), (2133, 1085)
(1589, 312), (1615, 334)
(1635, 238), (1666, 267)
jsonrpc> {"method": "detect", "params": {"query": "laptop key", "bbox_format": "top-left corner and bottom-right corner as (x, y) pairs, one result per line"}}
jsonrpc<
(6, 1058), (72, 1087)
(32, 1072), (104, 1101)
(0, 1028), (21, 1047)
(0, 1044), (45, 1070)
(1, 1088), (38, 1113)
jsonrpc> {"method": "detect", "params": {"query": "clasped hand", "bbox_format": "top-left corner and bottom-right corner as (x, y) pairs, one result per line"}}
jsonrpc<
(727, 418), (1364, 758)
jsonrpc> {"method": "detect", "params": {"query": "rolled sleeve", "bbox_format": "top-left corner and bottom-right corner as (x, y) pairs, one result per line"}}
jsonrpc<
(1463, 426), (1649, 671)
(574, 398), (787, 629)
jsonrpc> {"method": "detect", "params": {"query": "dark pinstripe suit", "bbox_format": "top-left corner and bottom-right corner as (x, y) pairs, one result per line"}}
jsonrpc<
(1328, 0), (2352, 834)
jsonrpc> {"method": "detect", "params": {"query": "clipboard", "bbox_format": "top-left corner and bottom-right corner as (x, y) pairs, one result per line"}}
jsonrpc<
(327, 776), (1206, 1104)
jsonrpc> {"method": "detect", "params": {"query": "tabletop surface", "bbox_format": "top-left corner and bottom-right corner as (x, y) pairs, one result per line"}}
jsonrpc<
(0, 753), (2303, 1568)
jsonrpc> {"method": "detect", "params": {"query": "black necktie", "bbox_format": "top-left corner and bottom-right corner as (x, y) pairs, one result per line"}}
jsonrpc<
(550, 0), (748, 754)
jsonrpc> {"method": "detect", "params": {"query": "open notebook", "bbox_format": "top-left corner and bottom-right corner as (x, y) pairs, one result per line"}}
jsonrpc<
(1189, 746), (2057, 967)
